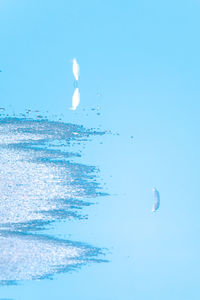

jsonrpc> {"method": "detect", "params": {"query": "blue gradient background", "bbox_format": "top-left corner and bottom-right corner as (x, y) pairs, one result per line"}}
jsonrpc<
(1, 0), (200, 299)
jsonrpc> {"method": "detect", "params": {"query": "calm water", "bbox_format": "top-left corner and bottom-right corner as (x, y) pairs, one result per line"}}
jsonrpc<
(1, 1), (200, 299)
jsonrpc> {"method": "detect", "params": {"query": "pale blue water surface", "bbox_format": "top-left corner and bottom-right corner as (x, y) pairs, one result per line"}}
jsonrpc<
(1, 1), (200, 299)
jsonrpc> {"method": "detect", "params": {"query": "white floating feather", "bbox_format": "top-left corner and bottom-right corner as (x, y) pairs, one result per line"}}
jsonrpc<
(70, 88), (80, 110)
(152, 188), (160, 212)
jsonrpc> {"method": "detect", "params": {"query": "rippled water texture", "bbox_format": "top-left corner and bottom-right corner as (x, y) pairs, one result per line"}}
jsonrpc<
(0, 117), (106, 284)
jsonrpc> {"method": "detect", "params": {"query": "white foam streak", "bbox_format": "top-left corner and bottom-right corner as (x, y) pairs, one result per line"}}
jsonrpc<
(0, 233), (86, 281)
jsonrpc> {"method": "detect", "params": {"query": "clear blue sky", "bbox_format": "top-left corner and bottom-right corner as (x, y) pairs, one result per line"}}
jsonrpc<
(1, 0), (200, 299)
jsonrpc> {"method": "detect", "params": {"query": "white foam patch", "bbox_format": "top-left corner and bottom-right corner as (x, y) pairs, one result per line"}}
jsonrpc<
(0, 117), (106, 283)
